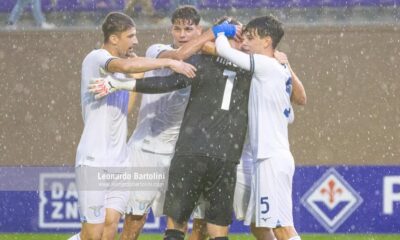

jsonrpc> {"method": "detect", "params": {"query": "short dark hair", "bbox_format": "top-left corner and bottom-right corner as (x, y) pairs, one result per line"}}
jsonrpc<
(214, 16), (241, 26)
(244, 16), (284, 49)
(171, 6), (201, 25)
(102, 12), (136, 43)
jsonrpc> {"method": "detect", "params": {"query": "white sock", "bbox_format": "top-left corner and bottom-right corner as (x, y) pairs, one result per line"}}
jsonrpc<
(288, 236), (301, 240)
(67, 233), (81, 240)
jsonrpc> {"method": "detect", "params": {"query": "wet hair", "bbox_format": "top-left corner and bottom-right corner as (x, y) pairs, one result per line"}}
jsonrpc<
(244, 15), (284, 49)
(214, 16), (241, 26)
(102, 12), (136, 43)
(171, 5), (201, 25)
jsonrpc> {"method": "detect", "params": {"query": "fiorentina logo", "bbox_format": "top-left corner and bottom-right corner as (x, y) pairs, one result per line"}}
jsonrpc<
(301, 168), (363, 233)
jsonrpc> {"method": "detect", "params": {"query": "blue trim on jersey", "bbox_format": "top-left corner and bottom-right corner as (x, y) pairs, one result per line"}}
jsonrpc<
(286, 77), (292, 95)
(284, 108), (291, 118)
(106, 90), (129, 115)
(104, 57), (117, 72)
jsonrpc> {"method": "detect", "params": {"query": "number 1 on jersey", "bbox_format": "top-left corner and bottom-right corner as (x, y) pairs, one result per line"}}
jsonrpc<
(221, 69), (237, 110)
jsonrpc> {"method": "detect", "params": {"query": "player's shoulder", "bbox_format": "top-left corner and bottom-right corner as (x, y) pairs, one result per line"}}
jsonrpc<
(212, 56), (247, 73)
(145, 43), (173, 58)
(254, 54), (278, 65)
(88, 48), (111, 58)
(83, 49), (111, 63)
(254, 54), (287, 72)
(183, 54), (209, 67)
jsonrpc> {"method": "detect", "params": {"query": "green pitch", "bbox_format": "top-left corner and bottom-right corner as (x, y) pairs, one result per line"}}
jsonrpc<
(1, 234), (400, 240)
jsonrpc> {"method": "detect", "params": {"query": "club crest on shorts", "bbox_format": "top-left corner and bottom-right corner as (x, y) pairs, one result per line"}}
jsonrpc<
(89, 205), (104, 217)
(301, 168), (363, 233)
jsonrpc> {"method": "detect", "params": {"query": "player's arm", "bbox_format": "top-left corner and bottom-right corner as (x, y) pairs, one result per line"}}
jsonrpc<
(201, 23), (243, 56)
(128, 92), (139, 114)
(135, 74), (192, 93)
(201, 41), (217, 56)
(127, 72), (144, 114)
(106, 57), (196, 78)
(215, 34), (254, 72)
(274, 51), (306, 105)
(159, 23), (239, 59)
(89, 73), (193, 98)
(288, 64), (306, 105)
(158, 30), (215, 60)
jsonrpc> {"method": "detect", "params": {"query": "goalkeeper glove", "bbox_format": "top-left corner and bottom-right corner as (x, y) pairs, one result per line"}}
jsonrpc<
(88, 75), (136, 100)
(212, 23), (236, 38)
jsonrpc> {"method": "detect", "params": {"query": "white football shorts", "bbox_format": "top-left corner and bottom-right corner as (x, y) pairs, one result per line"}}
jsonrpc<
(126, 142), (172, 216)
(76, 165), (130, 224)
(245, 151), (295, 228)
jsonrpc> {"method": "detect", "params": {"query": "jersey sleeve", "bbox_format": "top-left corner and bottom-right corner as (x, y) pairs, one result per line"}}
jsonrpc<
(145, 44), (173, 59)
(93, 49), (118, 73)
(135, 73), (192, 93)
(215, 35), (254, 74)
(252, 54), (284, 82)
(144, 44), (174, 78)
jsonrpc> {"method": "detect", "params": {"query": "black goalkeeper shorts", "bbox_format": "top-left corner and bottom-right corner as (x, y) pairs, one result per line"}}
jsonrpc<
(163, 155), (237, 226)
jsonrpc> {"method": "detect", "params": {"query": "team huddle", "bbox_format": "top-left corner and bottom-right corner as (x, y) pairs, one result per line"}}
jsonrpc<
(70, 5), (306, 240)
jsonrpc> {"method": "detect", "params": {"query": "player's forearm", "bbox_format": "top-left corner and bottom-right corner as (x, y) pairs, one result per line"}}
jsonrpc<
(107, 57), (176, 73)
(201, 41), (217, 56)
(159, 30), (215, 60)
(215, 35), (252, 71)
(135, 74), (192, 93)
(289, 65), (307, 105)
(127, 92), (140, 114)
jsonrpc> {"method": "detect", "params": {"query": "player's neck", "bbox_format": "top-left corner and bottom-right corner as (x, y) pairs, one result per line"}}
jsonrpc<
(102, 43), (120, 57)
(259, 48), (274, 58)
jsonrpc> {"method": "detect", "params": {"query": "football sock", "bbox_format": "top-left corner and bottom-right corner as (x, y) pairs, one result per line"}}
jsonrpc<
(164, 229), (185, 240)
(288, 236), (301, 240)
(67, 233), (81, 240)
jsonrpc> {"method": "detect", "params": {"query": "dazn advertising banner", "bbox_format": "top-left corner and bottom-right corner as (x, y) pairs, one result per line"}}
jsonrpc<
(0, 166), (399, 233)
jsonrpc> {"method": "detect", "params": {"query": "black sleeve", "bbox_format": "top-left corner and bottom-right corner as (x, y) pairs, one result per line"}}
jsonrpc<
(135, 73), (193, 93)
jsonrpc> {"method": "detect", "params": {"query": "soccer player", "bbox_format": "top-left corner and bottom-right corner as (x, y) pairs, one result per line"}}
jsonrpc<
(119, 6), (209, 240)
(70, 12), (196, 240)
(89, 23), (250, 239)
(90, 19), (305, 240)
(214, 16), (305, 240)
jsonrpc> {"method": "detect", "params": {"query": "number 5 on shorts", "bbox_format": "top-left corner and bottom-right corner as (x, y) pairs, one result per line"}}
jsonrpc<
(260, 196), (269, 214)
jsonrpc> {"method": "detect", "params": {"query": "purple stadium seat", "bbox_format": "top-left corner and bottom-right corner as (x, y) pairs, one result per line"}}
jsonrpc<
(232, 0), (264, 9)
(153, 0), (170, 10)
(0, 0), (16, 12)
(0, 0), (397, 13)
(198, 0), (232, 9)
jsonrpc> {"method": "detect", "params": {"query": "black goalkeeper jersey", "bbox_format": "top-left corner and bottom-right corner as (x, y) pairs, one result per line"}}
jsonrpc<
(136, 54), (253, 162)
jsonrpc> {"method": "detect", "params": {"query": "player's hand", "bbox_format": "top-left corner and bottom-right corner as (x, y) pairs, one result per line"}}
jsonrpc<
(169, 60), (197, 78)
(233, 25), (243, 43)
(88, 75), (136, 100)
(274, 50), (289, 65)
(212, 23), (236, 38)
(88, 76), (116, 100)
(126, 51), (138, 58)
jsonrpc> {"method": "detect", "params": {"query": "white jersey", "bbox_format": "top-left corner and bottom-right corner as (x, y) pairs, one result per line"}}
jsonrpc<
(128, 44), (190, 155)
(76, 49), (130, 167)
(238, 133), (254, 177)
(216, 35), (294, 159)
(248, 55), (293, 158)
